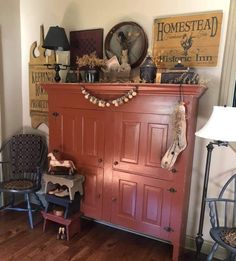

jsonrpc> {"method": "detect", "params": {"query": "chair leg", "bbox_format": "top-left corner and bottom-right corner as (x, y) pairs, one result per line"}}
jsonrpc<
(10, 193), (15, 207)
(33, 192), (44, 209)
(229, 252), (236, 261)
(25, 193), (33, 229)
(207, 242), (219, 261)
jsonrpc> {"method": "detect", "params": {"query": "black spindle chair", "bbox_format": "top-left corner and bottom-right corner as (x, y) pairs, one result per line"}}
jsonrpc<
(0, 133), (47, 229)
(206, 174), (236, 261)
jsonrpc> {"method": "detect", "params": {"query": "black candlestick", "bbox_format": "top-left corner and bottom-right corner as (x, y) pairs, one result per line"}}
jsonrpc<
(45, 64), (70, 82)
(54, 64), (61, 82)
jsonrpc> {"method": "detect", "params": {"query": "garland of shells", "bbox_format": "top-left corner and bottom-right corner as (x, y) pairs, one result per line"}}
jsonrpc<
(80, 86), (138, 107)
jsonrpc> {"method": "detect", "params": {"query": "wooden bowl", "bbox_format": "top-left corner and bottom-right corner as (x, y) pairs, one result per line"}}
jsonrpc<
(53, 207), (64, 217)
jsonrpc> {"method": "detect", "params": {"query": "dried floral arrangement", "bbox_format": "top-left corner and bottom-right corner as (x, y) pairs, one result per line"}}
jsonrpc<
(76, 52), (106, 69)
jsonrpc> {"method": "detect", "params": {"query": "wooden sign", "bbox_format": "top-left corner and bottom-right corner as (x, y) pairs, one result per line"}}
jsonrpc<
(152, 11), (223, 68)
(29, 25), (55, 128)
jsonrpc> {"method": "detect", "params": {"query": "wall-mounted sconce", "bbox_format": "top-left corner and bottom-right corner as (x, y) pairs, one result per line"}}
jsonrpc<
(43, 26), (70, 82)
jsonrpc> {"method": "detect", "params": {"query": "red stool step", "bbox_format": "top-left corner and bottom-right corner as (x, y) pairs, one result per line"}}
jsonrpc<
(41, 211), (81, 240)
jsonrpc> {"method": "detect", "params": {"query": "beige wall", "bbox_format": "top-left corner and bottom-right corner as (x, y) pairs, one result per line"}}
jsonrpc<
(18, 0), (235, 256)
(0, 0), (22, 140)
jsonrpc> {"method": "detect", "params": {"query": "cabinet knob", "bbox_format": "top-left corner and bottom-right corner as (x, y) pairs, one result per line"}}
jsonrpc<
(171, 168), (177, 173)
(98, 158), (103, 163)
(113, 161), (119, 166)
(112, 197), (117, 202)
(167, 187), (177, 193)
(164, 226), (174, 232)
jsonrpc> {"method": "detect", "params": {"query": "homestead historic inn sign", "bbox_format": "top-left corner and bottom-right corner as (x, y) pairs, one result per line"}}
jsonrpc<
(152, 11), (222, 68)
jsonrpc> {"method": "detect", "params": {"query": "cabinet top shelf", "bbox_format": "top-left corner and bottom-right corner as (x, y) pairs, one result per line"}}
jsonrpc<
(42, 83), (207, 98)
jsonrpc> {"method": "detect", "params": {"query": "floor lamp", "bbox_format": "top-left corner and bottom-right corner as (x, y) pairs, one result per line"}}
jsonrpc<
(195, 106), (236, 256)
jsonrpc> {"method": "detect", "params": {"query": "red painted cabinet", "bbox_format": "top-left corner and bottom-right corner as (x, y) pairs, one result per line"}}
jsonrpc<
(43, 83), (206, 261)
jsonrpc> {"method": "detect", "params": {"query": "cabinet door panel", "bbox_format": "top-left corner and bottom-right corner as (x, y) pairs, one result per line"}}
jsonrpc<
(139, 178), (172, 240)
(142, 185), (162, 225)
(48, 108), (79, 161)
(111, 171), (139, 229)
(120, 121), (141, 164)
(111, 171), (172, 240)
(49, 110), (62, 152)
(113, 112), (173, 180)
(146, 122), (167, 168)
(80, 166), (103, 219)
(77, 110), (105, 168)
(117, 179), (137, 218)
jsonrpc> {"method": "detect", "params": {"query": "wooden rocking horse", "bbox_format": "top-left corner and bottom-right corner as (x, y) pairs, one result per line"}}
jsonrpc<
(48, 151), (76, 175)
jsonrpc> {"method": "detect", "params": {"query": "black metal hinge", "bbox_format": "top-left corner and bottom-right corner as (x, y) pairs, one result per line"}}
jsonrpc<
(164, 226), (174, 232)
(52, 112), (59, 117)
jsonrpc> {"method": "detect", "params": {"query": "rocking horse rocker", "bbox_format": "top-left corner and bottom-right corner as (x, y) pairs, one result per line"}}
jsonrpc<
(48, 151), (76, 175)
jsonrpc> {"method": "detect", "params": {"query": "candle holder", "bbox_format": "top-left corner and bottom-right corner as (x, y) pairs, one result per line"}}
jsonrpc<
(43, 26), (70, 82)
(45, 63), (70, 82)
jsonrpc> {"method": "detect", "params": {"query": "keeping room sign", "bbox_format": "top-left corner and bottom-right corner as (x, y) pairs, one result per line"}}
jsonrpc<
(29, 25), (56, 128)
(152, 11), (223, 68)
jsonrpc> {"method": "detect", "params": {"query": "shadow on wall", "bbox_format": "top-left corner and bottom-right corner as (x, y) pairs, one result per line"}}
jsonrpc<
(61, 1), (80, 30)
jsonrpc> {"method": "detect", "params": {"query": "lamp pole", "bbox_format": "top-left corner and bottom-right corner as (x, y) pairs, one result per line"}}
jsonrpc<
(195, 141), (228, 256)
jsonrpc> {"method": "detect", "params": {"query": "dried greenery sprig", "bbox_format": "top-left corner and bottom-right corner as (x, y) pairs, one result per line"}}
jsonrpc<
(76, 52), (106, 69)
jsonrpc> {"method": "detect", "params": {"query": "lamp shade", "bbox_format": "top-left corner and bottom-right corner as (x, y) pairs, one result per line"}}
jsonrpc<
(195, 106), (236, 141)
(43, 26), (70, 51)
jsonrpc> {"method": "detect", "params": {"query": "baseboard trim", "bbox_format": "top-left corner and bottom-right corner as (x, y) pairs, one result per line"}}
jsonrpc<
(184, 235), (227, 260)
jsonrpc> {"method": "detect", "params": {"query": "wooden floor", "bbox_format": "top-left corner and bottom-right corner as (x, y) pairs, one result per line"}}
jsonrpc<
(0, 210), (217, 261)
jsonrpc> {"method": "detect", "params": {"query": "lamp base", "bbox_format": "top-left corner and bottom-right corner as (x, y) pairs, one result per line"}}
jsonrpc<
(45, 63), (70, 83)
(54, 64), (61, 82)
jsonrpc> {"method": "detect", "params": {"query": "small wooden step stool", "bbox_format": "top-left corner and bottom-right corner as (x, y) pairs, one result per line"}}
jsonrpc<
(45, 192), (80, 218)
(42, 211), (81, 240)
(42, 174), (84, 240)
(43, 173), (84, 200)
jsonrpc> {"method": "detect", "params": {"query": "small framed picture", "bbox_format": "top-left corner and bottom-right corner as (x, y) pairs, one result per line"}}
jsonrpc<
(70, 28), (104, 68)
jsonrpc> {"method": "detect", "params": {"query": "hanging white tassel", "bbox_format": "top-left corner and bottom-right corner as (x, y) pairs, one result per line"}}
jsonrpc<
(161, 102), (187, 170)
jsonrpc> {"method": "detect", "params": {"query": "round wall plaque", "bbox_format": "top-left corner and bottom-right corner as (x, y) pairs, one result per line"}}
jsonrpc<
(105, 21), (148, 68)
